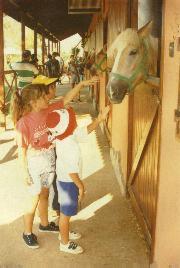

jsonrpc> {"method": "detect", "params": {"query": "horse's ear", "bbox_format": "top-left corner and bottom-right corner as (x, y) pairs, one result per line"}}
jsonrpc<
(138, 21), (153, 38)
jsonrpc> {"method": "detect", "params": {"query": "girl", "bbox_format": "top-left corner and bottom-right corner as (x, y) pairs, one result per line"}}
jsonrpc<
(11, 76), (98, 249)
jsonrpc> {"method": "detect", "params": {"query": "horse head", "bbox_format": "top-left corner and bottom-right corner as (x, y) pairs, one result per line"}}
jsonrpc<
(106, 21), (155, 104)
(84, 46), (107, 76)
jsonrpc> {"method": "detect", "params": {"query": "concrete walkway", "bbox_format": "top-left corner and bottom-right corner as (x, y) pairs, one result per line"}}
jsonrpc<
(0, 83), (149, 267)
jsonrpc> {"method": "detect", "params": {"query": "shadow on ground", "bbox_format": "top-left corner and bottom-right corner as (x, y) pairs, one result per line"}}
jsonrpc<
(0, 84), (149, 267)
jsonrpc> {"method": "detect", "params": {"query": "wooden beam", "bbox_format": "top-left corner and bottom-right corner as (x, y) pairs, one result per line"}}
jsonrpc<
(42, 35), (45, 64)
(51, 41), (53, 52)
(0, 0), (4, 124)
(127, 0), (138, 192)
(34, 27), (37, 55)
(48, 39), (50, 55)
(58, 41), (60, 55)
(56, 42), (58, 53)
(21, 13), (25, 57)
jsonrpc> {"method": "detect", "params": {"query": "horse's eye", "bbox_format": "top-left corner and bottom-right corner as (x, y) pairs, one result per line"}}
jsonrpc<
(129, 49), (138, 56)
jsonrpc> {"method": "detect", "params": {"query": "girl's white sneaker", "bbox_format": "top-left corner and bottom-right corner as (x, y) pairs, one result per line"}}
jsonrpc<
(58, 231), (81, 240)
(59, 241), (83, 254)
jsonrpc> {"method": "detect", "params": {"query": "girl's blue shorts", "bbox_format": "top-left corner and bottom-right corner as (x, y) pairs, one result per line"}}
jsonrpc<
(57, 181), (79, 216)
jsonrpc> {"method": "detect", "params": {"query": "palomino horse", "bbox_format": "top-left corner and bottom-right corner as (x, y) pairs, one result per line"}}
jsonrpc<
(106, 21), (158, 103)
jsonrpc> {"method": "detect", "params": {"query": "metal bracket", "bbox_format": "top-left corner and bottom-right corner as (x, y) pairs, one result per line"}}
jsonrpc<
(174, 109), (180, 137)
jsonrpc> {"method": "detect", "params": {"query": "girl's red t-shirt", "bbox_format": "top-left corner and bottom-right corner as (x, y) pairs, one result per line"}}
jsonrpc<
(16, 100), (64, 150)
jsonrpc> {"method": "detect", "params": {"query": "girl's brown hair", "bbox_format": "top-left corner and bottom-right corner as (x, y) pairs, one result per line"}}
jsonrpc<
(11, 84), (48, 125)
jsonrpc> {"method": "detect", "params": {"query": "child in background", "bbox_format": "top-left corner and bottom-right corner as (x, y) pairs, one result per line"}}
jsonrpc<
(46, 105), (110, 254)
(11, 75), (98, 249)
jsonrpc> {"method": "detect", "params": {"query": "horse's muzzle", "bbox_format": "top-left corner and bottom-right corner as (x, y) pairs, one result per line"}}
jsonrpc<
(106, 79), (128, 103)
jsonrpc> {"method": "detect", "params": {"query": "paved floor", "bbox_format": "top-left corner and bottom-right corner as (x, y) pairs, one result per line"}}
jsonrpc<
(0, 83), (149, 268)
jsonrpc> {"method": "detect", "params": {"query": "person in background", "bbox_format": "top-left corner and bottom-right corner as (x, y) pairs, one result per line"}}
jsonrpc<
(9, 50), (39, 93)
(51, 52), (60, 79)
(56, 54), (64, 85)
(68, 55), (79, 89)
(77, 57), (85, 82)
(44, 54), (53, 78)
(30, 54), (39, 68)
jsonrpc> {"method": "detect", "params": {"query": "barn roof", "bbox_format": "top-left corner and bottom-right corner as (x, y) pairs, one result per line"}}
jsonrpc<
(3, 0), (99, 41)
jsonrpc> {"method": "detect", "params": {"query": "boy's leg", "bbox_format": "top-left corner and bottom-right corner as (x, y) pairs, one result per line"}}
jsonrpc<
(59, 212), (83, 254)
(24, 194), (39, 234)
(52, 176), (60, 215)
(52, 178), (60, 224)
(59, 212), (70, 244)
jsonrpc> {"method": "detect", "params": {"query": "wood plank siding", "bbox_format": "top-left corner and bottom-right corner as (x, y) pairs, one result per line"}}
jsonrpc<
(128, 82), (160, 246)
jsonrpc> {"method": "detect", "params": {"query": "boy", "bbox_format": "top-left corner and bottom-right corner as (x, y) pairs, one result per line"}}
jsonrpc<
(46, 105), (110, 254)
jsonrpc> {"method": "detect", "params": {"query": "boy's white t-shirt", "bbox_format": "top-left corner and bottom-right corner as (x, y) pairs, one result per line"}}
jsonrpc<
(55, 127), (88, 182)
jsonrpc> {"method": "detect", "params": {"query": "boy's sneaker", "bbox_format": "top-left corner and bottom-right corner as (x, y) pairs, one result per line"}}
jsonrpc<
(59, 241), (83, 254)
(23, 233), (39, 249)
(58, 231), (81, 241)
(39, 222), (59, 233)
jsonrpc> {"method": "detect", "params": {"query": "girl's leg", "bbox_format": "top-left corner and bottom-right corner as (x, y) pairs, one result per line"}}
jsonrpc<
(38, 187), (59, 232)
(59, 212), (70, 244)
(38, 187), (49, 226)
(24, 194), (39, 234)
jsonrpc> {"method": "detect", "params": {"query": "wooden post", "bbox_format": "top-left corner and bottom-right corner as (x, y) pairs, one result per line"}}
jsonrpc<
(127, 0), (138, 186)
(56, 41), (58, 53)
(59, 41), (61, 55)
(34, 27), (37, 55)
(48, 39), (50, 54)
(42, 34), (45, 64)
(21, 13), (25, 58)
(0, 0), (4, 127)
(51, 40), (53, 52)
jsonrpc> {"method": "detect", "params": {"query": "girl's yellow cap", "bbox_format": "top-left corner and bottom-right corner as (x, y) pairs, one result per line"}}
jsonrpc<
(32, 75), (58, 86)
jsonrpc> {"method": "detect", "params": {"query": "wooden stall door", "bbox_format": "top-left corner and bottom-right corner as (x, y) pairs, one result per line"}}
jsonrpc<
(127, 83), (160, 247)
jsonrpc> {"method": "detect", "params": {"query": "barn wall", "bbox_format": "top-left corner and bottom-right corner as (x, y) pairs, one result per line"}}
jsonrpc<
(152, 0), (180, 266)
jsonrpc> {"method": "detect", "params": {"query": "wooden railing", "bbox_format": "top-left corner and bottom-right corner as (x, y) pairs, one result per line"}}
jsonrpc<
(0, 64), (48, 129)
(0, 70), (17, 129)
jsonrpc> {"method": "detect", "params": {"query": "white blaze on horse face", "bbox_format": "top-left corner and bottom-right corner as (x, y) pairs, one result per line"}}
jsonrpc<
(113, 45), (141, 78)
(111, 29), (141, 77)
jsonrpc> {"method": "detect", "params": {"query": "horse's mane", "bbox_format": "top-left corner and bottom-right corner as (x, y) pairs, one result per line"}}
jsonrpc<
(107, 28), (157, 74)
(108, 29), (140, 57)
(107, 29), (140, 68)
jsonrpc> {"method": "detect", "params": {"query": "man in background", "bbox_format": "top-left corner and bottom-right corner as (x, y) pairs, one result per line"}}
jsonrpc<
(9, 50), (38, 92)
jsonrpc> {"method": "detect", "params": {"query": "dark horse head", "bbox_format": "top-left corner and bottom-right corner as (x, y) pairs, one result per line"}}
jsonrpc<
(106, 21), (154, 104)
(84, 48), (107, 76)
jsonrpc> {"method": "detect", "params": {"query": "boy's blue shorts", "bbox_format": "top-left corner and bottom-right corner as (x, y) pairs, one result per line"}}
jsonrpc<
(57, 181), (79, 216)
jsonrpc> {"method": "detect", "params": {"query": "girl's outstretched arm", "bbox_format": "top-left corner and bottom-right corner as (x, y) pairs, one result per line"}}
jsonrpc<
(63, 76), (99, 105)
